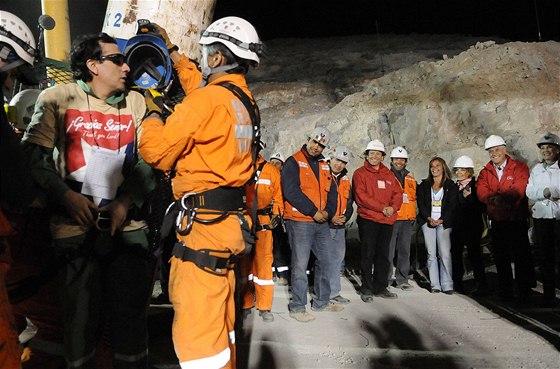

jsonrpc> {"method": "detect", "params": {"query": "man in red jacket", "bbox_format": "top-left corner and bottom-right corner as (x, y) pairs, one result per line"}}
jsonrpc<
(476, 135), (536, 301)
(353, 140), (403, 302)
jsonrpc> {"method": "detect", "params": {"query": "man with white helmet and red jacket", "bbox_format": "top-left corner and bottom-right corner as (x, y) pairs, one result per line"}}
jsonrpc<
(139, 16), (265, 369)
(281, 127), (343, 322)
(353, 140), (403, 302)
(477, 135), (535, 302)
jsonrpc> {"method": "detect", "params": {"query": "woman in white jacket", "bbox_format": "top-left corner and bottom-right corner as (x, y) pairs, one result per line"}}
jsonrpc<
(526, 133), (560, 307)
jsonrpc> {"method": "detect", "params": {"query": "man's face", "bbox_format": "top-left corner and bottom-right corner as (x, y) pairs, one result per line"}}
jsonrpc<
(330, 158), (347, 174)
(366, 150), (384, 167)
(92, 42), (130, 93)
(540, 144), (560, 164)
(487, 145), (507, 166)
(391, 158), (407, 171)
(306, 139), (325, 157)
(270, 158), (283, 171)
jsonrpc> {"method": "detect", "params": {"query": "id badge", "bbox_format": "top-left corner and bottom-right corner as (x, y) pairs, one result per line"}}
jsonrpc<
(378, 180), (386, 189)
(81, 147), (125, 200)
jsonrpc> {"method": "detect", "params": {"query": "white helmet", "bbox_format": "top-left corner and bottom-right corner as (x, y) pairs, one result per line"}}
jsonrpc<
(309, 127), (330, 146)
(484, 135), (506, 150)
(0, 11), (37, 67)
(331, 145), (351, 163)
(390, 146), (408, 159)
(536, 132), (560, 148)
(269, 152), (285, 163)
(453, 155), (474, 168)
(9, 89), (40, 130)
(199, 16), (263, 64)
(365, 139), (386, 155)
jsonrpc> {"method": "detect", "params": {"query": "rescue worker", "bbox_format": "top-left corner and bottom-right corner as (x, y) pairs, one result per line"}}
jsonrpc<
(0, 10), (38, 369)
(268, 151), (291, 285)
(241, 145), (284, 322)
(477, 135), (536, 302)
(328, 145), (353, 304)
(22, 33), (156, 369)
(138, 17), (265, 368)
(387, 146), (417, 290)
(353, 140), (403, 302)
(526, 133), (560, 307)
(281, 127), (343, 323)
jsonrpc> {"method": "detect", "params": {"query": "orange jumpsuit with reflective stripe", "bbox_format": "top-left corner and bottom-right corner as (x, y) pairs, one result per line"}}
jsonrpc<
(241, 157), (283, 311)
(139, 66), (255, 369)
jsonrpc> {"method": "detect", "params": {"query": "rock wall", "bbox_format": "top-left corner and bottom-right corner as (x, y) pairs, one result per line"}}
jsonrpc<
(249, 34), (560, 180)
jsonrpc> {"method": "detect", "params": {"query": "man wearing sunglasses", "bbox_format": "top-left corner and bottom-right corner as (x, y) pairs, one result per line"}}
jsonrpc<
(22, 33), (156, 369)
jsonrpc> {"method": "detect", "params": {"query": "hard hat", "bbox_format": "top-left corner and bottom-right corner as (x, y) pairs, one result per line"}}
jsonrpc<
(390, 146), (408, 159)
(0, 11), (37, 66)
(331, 145), (351, 163)
(365, 139), (386, 155)
(536, 132), (560, 148)
(309, 127), (330, 146)
(124, 34), (173, 90)
(199, 16), (263, 64)
(269, 152), (285, 163)
(453, 155), (474, 168)
(484, 135), (506, 150)
(9, 89), (40, 130)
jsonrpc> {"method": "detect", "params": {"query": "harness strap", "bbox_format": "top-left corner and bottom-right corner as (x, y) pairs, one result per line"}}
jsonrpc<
(257, 205), (273, 215)
(184, 187), (246, 211)
(172, 242), (236, 276)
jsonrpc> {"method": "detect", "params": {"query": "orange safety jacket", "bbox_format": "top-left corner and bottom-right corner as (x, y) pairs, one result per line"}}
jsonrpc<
(139, 73), (255, 198)
(334, 172), (351, 217)
(245, 156), (284, 226)
(283, 149), (332, 222)
(395, 171), (417, 221)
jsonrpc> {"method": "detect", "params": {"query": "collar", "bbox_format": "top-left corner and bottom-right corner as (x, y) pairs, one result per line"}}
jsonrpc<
(76, 79), (125, 105)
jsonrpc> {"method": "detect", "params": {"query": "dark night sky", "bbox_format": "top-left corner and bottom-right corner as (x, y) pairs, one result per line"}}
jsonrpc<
(3, 0), (560, 44)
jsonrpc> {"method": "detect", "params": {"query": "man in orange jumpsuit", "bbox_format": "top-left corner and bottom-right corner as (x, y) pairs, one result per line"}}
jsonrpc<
(139, 17), (264, 369)
(241, 150), (284, 322)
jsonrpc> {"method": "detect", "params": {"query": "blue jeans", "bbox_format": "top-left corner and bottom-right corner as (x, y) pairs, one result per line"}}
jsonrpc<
(328, 227), (346, 298)
(421, 224), (453, 291)
(286, 220), (332, 311)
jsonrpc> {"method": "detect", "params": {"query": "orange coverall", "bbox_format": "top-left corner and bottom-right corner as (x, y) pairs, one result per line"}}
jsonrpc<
(139, 60), (255, 368)
(241, 157), (283, 312)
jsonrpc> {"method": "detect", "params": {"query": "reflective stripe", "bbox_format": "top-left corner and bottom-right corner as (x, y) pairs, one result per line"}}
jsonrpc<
(180, 347), (230, 369)
(247, 273), (254, 281)
(229, 330), (235, 344)
(67, 350), (95, 368)
(276, 266), (289, 272)
(253, 276), (274, 286)
(235, 123), (253, 139)
(114, 348), (148, 363)
(256, 178), (271, 185)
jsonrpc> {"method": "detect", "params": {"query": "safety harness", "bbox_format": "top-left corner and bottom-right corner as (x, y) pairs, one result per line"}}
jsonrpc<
(160, 81), (261, 276)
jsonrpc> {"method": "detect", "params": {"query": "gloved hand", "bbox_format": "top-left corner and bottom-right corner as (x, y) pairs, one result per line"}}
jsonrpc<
(151, 23), (178, 53)
(269, 214), (281, 229)
(144, 89), (163, 117)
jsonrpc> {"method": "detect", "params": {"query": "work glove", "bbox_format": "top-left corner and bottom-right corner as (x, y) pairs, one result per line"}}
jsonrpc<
(269, 214), (281, 229)
(151, 23), (178, 53)
(144, 89), (164, 117)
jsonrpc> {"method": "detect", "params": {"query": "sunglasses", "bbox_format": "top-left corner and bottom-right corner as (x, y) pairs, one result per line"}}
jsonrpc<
(96, 53), (126, 66)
